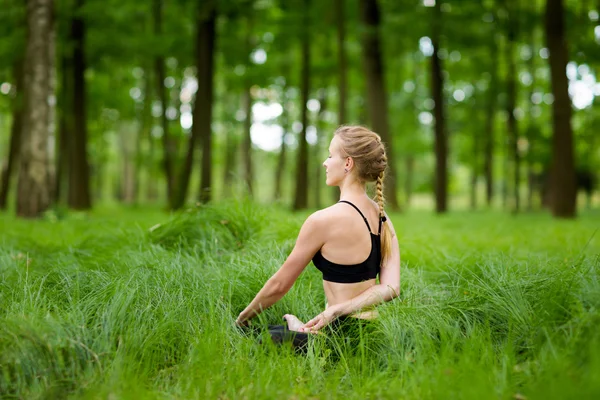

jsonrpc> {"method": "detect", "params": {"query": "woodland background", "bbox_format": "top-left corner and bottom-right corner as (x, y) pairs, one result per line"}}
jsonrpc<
(0, 0), (599, 218)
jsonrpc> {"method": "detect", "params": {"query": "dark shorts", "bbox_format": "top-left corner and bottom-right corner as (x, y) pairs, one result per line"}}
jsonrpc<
(248, 316), (378, 354)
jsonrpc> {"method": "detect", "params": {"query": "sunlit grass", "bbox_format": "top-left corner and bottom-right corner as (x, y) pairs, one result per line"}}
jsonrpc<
(1, 201), (599, 399)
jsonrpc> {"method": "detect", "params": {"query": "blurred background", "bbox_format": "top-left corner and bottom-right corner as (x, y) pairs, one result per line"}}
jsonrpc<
(0, 0), (598, 218)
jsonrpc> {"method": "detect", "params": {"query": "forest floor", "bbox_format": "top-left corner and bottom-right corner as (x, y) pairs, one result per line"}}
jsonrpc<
(1, 202), (599, 399)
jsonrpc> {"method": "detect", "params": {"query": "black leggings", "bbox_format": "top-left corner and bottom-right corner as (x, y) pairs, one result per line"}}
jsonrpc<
(259, 316), (377, 353)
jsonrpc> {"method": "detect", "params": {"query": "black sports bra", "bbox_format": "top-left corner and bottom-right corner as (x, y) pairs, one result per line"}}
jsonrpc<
(312, 200), (384, 283)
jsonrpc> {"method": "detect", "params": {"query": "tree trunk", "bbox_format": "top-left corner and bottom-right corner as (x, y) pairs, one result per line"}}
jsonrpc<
(242, 87), (254, 197)
(405, 156), (414, 208)
(154, 0), (176, 203)
(16, 0), (54, 217)
(336, 0), (347, 126)
(293, 0), (311, 211)
(313, 89), (327, 209)
(335, 0), (346, 204)
(484, 37), (497, 208)
(525, 23), (537, 211)
(222, 96), (238, 198)
(0, 59), (24, 210)
(172, 2), (216, 209)
(54, 51), (72, 205)
(505, 1), (521, 213)
(359, 0), (400, 210)
(68, 0), (91, 210)
(430, 0), (448, 213)
(470, 129), (479, 210)
(197, 1), (216, 204)
(545, 0), (576, 217)
(274, 85), (289, 201)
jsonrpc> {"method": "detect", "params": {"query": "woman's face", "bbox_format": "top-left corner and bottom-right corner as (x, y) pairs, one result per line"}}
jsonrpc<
(323, 136), (347, 186)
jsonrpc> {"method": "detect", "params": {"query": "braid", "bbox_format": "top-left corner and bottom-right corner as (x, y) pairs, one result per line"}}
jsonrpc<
(376, 171), (385, 217)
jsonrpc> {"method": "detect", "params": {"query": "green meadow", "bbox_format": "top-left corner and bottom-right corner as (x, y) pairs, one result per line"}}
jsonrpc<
(1, 202), (599, 399)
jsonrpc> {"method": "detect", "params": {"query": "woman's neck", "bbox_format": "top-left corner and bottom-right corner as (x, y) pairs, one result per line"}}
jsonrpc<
(338, 178), (367, 201)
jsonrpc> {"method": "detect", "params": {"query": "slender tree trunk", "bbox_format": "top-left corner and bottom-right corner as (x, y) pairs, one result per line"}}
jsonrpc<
(222, 95), (238, 198)
(505, 1), (521, 213)
(197, 1), (216, 204)
(484, 37), (498, 208)
(0, 59), (24, 210)
(335, 0), (346, 204)
(545, 0), (576, 217)
(470, 125), (479, 210)
(172, 2), (216, 208)
(274, 85), (289, 201)
(336, 0), (347, 126)
(525, 23), (537, 211)
(313, 89), (327, 209)
(293, 0), (311, 210)
(359, 0), (400, 210)
(430, 0), (448, 213)
(54, 51), (72, 205)
(154, 0), (176, 203)
(16, 0), (54, 217)
(242, 87), (254, 197)
(405, 156), (414, 208)
(68, 0), (91, 210)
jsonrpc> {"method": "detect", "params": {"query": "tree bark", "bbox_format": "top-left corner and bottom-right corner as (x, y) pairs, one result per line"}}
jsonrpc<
(0, 59), (24, 210)
(222, 95), (238, 198)
(242, 87), (254, 197)
(484, 41), (497, 207)
(16, 0), (54, 217)
(197, 1), (216, 204)
(153, 0), (176, 203)
(430, 0), (448, 213)
(274, 84), (289, 201)
(68, 0), (91, 210)
(336, 0), (347, 126)
(505, 0), (520, 213)
(293, 0), (311, 210)
(525, 24), (537, 211)
(545, 0), (576, 217)
(359, 0), (400, 210)
(54, 51), (72, 205)
(313, 89), (327, 208)
(405, 156), (414, 208)
(335, 0), (347, 204)
(172, 2), (216, 209)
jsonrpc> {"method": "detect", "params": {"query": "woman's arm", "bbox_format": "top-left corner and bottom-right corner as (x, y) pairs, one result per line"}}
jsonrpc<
(301, 218), (401, 332)
(236, 212), (327, 325)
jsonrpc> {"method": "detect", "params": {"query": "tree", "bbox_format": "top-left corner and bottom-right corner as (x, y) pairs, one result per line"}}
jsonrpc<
(293, 0), (311, 210)
(504, 0), (521, 212)
(197, 0), (217, 204)
(68, 0), (92, 210)
(153, 0), (176, 203)
(430, 0), (448, 213)
(545, 0), (576, 217)
(16, 0), (54, 217)
(172, 0), (216, 208)
(359, 0), (400, 210)
(0, 59), (24, 210)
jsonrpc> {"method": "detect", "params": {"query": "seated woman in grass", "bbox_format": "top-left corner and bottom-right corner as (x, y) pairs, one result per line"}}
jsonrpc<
(236, 125), (400, 347)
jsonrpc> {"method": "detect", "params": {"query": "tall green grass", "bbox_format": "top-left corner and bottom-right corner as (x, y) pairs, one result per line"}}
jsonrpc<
(1, 201), (599, 399)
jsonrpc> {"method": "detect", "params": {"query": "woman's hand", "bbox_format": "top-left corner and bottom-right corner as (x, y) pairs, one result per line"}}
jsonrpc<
(300, 306), (340, 333)
(235, 313), (250, 328)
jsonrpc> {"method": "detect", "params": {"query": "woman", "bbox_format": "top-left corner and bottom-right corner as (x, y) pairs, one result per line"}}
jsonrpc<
(236, 125), (400, 346)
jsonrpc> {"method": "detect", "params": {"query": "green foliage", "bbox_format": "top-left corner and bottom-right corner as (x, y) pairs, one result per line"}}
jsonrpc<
(1, 204), (599, 398)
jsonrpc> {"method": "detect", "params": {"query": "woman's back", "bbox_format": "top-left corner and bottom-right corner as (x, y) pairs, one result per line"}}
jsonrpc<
(316, 198), (382, 309)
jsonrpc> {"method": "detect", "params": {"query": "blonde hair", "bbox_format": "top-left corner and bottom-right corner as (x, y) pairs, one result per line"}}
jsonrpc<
(334, 125), (392, 265)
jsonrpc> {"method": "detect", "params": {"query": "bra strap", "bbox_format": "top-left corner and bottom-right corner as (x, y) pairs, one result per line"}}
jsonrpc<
(338, 200), (371, 233)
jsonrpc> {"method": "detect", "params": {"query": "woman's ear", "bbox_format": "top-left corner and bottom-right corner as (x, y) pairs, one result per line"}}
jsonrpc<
(345, 157), (354, 172)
